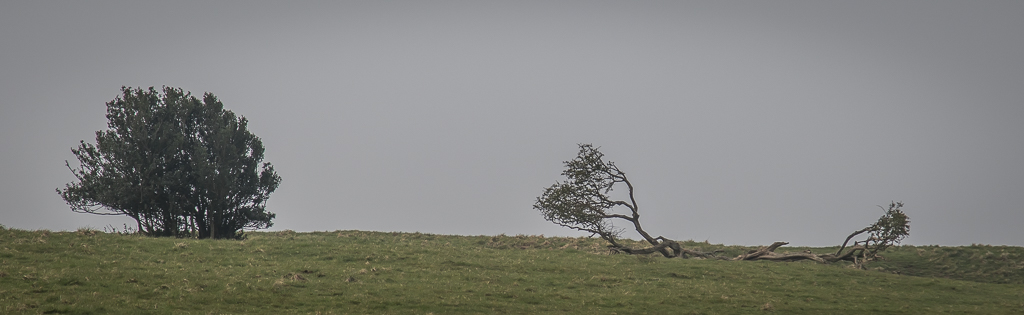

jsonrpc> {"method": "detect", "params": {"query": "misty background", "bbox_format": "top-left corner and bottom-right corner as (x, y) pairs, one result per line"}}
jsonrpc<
(2, 1), (1022, 246)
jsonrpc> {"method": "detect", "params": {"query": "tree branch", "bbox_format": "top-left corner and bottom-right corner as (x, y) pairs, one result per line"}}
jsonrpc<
(836, 227), (871, 256)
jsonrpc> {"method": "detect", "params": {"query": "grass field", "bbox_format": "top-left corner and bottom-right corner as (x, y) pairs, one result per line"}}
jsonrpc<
(1, 226), (1022, 314)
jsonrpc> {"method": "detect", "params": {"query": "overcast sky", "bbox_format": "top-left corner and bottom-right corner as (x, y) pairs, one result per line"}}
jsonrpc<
(2, 1), (1022, 246)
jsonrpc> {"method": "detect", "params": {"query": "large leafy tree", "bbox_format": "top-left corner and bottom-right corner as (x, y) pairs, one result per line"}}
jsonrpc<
(58, 87), (281, 239)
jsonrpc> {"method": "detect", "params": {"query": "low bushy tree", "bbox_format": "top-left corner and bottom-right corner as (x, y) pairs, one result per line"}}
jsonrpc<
(58, 86), (281, 239)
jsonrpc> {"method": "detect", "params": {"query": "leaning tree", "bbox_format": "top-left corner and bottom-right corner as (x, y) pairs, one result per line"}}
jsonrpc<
(58, 86), (281, 239)
(534, 144), (706, 258)
(535, 143), (910, 265)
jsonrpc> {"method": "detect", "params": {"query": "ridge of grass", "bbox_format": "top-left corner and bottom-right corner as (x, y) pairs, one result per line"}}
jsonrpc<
(1, 226), (1022, 314)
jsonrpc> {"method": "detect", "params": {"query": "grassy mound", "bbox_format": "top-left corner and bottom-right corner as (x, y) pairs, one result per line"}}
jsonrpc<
(1, 227), (1022, 314)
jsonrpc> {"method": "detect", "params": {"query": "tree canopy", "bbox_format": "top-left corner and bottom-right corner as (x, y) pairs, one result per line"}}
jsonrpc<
(534, 144), (685, 257)
(58, 86), (281, 239)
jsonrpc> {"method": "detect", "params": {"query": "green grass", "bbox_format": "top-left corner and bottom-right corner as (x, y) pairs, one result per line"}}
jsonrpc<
(1, 226), (1022, 314)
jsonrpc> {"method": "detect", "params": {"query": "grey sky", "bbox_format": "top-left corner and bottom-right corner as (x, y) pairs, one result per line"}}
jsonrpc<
(2, 1), (1022, 246)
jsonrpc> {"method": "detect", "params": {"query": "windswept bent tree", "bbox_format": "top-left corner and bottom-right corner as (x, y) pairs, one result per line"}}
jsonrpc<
(535, 143), (910, 266)
(534, 144), (706, 258)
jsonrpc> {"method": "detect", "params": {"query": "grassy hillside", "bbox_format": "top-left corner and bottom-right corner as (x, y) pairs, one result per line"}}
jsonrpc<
(658, 241), (1024, 285)
(1, 227), (1022, 314)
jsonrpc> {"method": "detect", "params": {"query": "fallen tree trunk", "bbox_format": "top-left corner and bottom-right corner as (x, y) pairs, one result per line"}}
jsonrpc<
(612, 237), (720, 258)
(733, 242), (790, 260)
(730, 242), (874, 267)
(610, 239), (878, 268)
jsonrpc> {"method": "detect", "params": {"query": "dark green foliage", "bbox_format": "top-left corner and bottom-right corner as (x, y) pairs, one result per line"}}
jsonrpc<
(58, 87), (281, 239)
(534, 144), (626, 244)
(867, 201), (911, 252)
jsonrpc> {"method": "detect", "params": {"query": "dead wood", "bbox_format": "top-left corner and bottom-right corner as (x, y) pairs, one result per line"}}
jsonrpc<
(733, 242), (789, 260)
(725, 241), (878, 268)
(612, 237), (719, 258)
